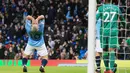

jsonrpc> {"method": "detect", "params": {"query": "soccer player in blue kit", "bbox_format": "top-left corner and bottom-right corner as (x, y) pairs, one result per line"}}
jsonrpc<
(22, 15), (48, 73)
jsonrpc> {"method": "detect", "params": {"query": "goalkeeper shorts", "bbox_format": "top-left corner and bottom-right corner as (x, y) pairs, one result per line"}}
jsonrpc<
(100, 35), (119, 49)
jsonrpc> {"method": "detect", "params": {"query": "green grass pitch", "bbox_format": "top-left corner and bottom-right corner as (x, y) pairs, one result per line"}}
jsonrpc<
(0, 66), (130, 73)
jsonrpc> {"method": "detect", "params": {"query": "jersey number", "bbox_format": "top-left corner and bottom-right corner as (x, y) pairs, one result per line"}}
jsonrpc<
(103, 12), (116, 22)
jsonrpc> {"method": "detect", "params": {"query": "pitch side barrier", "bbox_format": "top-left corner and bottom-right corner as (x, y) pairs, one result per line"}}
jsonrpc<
(0, 60), (130, 67)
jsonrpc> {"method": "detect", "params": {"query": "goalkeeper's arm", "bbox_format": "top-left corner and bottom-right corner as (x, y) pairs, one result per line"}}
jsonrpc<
(96, 10), (101, 21)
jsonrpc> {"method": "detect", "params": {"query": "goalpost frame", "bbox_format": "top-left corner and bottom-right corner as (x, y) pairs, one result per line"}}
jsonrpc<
(87, 0), (96, 73)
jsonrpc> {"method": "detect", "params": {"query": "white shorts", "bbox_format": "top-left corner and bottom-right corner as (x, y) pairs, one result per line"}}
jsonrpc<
(24, 44), (48, 56)
(95, 39), (103, 52)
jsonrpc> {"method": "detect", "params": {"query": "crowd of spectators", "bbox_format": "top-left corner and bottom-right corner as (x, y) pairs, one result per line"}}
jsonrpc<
(0, 0), (130, 60)
(0, 0), (88, 60)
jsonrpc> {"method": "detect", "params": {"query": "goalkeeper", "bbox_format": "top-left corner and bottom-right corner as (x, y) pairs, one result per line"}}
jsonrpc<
(96, 0), (125, 73)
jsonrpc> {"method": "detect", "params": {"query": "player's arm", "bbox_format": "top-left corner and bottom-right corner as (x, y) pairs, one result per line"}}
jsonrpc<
(36, 15), (45, 25)
(25, 15), (35, 25)
(36, 15), (45, 21)
(26, 15), (39, 26)
(25, 16), (34, 31)
(26, 15), (35, 21)
(96, 7), (102, 21)
(25, 16), (38, 32)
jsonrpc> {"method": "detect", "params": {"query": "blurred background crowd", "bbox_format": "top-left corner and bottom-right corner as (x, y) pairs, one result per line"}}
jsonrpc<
(0, 0), (130, 60)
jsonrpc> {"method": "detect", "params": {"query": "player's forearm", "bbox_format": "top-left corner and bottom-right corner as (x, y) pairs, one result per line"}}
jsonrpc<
(26, 15), (35, 21)
(36, 15), (45, 20)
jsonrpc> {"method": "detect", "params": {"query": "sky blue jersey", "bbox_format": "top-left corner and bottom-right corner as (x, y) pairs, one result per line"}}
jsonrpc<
(25, 19), (45, 47)
(86, 12), (101, 39)
(96, 19), (101, 39)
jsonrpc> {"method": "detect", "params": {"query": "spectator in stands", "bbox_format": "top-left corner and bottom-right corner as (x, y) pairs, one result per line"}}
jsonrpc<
(66, 6), (73, 21)
(60, 48), (67, 59)
(125, 36), (130, 59)
(68, 46), (75, 59)
(0, 43), (4, 59)
(48, 37), (55, 50)
(0, 0), (128, 60)
(78, 47), (87, 59)
(0, 30), (4, 43)
(47, 5), (56, 30)
(8, 46), (15, 59)
(127, 0), (130, 36)
(4, 50), (8, 59)
(0, 11), (4, 24)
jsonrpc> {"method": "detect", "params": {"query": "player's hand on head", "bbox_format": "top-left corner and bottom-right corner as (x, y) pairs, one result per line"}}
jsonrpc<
(26, 15), (34, 21)
(39, 15), (44, 18)
(37, 15), (45, 21)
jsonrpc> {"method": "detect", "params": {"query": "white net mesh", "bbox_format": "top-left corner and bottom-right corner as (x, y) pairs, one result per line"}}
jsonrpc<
(96, 0), (130, 73)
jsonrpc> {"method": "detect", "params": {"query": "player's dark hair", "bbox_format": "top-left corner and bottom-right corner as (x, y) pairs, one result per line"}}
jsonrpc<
(107, 0), (112, 2)
(107, 0), (118, 5)
(105, 0), (111, 2)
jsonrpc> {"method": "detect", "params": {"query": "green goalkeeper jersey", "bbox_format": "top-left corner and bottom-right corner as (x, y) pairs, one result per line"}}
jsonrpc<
(96, 4), (125, 36)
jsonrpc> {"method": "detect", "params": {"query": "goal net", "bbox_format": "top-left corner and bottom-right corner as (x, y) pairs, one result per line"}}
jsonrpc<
(88, 0), (130, 73)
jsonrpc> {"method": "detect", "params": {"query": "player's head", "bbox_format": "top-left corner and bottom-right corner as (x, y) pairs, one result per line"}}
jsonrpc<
(32, 24), (38, 31)
(104, 0), (112, 3)
(31, 20), (38, 31)
(105, 0), (118, 4)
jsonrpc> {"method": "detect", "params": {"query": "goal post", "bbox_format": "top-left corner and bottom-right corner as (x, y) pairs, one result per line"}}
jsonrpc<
(87, 0), (96, 73)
